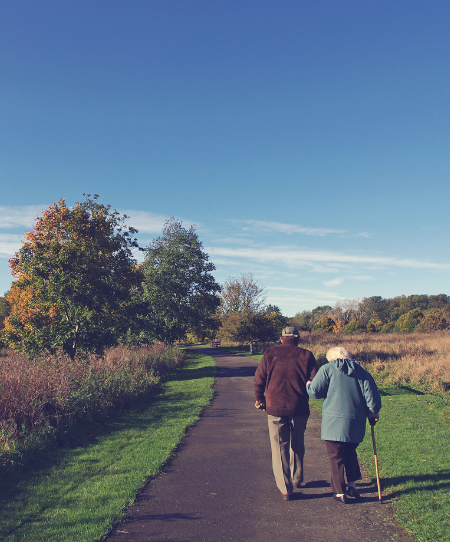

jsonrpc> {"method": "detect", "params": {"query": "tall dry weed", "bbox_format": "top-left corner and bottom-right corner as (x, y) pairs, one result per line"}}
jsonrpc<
(300, 331), (450, 392)
(0, 343), (186, 456)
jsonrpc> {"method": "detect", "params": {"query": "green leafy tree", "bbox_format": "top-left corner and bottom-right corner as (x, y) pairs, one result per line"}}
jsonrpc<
(393, 309), (423, 333)
(427, 294), (450, 309)
(0, 295), (10, 327)
(359, 296), (390, 326)
(288, 310), (313, 331)
(264, 305), (288, 337)
(380, 321), (395, 333)
(366, 312), (384, 333)
(138, 218), (221, 343)
(313, 316), (335, 332)
(415, 308), (450, 332)
(3, 195), (142, 358)
(343, 319), (362, 334)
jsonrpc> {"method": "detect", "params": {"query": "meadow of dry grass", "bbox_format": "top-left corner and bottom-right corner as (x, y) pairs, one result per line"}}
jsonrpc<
(0, 343), (185, 459)
(300, 330), (450, 392)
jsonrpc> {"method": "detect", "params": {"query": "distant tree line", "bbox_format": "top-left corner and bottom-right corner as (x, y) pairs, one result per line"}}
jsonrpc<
(289, 294), (450, 334)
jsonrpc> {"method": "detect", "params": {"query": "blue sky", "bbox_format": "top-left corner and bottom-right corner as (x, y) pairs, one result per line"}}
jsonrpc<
(1, 1), (449, 316)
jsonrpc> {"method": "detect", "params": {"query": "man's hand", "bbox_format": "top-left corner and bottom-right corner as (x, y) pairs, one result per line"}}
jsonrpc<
(255, 400), (266, 411)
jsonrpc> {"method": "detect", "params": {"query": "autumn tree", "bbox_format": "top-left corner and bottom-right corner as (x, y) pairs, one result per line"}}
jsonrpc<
(137, 218), (221, 344)
(3, 195), (142, 358)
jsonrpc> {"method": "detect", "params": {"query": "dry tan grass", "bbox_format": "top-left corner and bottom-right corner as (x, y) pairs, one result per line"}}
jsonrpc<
(300, 331), (450, 392)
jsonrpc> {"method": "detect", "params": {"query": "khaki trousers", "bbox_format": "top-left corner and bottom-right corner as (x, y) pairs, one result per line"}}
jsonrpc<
(267, 414), (309, 495)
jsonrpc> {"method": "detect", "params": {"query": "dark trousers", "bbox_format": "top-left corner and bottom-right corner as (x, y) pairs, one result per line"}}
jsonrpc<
(325, 440), (361, 494)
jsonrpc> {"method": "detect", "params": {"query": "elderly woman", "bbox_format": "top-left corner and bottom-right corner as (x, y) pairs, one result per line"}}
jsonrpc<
(307, 346), (381, 504)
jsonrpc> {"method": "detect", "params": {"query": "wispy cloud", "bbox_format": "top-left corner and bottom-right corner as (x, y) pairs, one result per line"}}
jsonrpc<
(324, 277), (345, 287)
(235, 220), (346, 236)
(271, 286), (345, 298)
(0, 234), (23, 257)
(323, 275), (373, 287)
(121, 210), (168, 234)
(0, 205), (45, 229)
(268, 286), (347, 312)
(206, 245), (450, 271)
(122, 211), (201, 236)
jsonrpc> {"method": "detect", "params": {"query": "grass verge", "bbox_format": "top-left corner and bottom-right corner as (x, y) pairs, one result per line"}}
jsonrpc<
(0, 350), (216, 542)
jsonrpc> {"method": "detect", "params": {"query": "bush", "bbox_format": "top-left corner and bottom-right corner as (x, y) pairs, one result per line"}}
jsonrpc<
(0, 343), (185, 462)
(380, 321), (395, 333)
(344, 319), (361, 334)
(366, 312), (384, 333)
(313, 316), (335, 332)
(415, 308), (450, 332)
(393, 309), (423, 333)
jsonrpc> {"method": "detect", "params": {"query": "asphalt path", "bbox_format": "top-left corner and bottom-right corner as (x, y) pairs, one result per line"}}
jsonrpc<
(107, 348), (413, 542)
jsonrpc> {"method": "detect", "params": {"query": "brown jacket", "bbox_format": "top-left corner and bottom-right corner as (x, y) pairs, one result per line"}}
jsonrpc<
(254, 344), (319, 417)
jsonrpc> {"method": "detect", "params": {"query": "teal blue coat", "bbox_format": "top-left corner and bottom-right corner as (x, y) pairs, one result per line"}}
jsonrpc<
(307, 359), (382, 443)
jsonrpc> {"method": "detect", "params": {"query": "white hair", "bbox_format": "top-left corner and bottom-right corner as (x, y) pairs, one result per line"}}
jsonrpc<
(326, 346), (352, 362)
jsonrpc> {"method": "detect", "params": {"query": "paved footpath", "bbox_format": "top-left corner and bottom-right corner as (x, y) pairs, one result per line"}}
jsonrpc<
(107, 348), (413, 542)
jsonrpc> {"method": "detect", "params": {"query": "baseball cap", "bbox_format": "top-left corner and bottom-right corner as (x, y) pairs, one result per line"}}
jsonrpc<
(281, 326), (300, 337)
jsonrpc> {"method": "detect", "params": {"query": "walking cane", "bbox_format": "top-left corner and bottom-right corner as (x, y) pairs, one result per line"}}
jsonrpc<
(370, 424), (382, 503)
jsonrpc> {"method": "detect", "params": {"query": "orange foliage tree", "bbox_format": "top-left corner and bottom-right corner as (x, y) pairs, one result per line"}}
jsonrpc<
(3, 195), (142, 358)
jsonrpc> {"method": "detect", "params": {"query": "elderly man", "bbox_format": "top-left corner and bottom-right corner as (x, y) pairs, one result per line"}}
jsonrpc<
(254, 326), (319, 500)
(307, 346), (382, 504)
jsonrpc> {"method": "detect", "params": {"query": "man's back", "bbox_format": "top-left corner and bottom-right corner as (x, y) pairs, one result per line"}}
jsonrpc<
(254, 343), (318, 417)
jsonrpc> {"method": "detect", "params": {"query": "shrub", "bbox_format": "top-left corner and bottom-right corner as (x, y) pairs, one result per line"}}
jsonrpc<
(366, 312), (384, 333)
(393, 309), (423, 333)
(415, 308), (450, 332)
(332, 320), (346, 333)
(343, 319), (361, 334)
(380, 321), (395, 333)
(0, 343), (185, 461)
(313, 316), (335, 332)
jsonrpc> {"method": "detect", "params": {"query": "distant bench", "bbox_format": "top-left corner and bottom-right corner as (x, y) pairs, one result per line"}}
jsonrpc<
(210, 339), (221, 348)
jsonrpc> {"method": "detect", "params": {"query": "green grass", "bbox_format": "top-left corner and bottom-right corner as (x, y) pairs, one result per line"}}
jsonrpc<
(218, 344), (264, 361)
(0, 350), (216, 542)
(356, 390), (450, 542)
